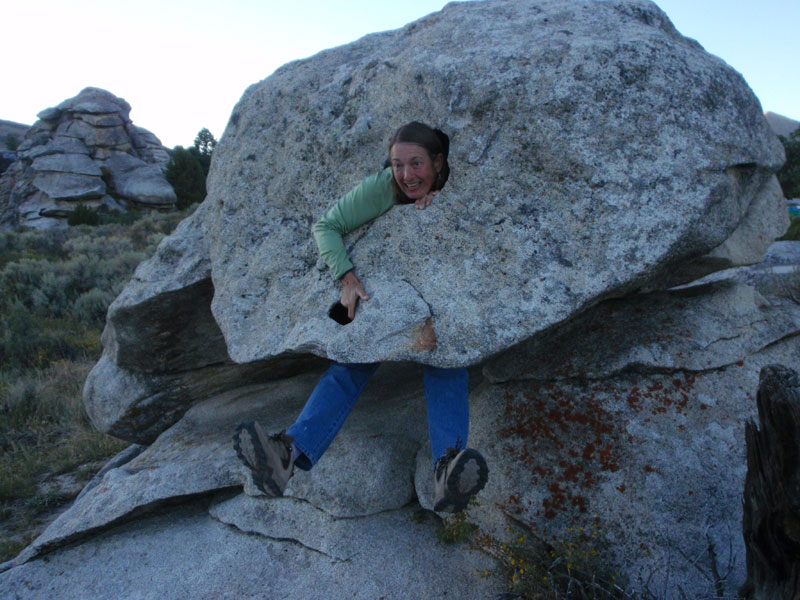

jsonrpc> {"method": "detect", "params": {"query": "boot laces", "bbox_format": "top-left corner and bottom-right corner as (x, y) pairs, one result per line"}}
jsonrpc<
(269, 430), (294, 463)
(434, 443), (462, 478)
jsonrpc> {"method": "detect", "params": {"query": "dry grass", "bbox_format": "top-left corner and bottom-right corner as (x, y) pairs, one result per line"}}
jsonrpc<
(0, 360), (127, 561)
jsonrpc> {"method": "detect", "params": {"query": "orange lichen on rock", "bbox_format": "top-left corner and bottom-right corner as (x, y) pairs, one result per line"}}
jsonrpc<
(498, 372), (708, 520)
(500, 384), (623, 519)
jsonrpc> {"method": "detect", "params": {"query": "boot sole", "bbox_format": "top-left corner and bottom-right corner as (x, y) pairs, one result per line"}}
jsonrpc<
(233, 421), (284, 497)
(434, 448), (489, 513)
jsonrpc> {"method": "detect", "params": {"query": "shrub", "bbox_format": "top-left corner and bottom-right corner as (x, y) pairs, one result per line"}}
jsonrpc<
(474, 525), (630, 599)
(0, 307), (102, 370)
(0, 209), (189, 372)
(436, 510), (479, 544)
(67, 204), (100, 226)
(73, 288), (116, 324)
(4, 133), (20, 151)
(99, 209), (144, 226)
(0, 227), (70, 266)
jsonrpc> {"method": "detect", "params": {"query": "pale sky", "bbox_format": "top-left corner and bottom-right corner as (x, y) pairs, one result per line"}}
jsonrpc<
(3, 0), (798, 149)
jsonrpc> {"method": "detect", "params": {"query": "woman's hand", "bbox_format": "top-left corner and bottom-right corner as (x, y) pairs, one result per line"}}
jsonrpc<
(415, 190), (438, 210)
(340, 270), (370, 320)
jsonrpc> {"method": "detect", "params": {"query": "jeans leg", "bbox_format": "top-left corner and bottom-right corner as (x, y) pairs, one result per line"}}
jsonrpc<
(423, 365), (469, 467)
(287, 362), (379, 470)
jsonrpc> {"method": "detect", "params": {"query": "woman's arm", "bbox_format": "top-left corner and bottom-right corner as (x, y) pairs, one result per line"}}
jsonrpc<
(313, 168), (395, 279)
(313, 168), (395, 318)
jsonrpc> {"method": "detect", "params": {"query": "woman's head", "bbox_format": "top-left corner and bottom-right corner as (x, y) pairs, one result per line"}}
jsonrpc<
(387, 122), (450, 203)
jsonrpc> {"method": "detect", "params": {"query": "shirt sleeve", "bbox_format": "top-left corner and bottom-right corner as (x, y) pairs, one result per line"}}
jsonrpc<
(313, 168), (395, 280)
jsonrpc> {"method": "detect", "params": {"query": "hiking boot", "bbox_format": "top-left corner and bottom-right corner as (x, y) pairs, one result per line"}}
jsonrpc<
(433, 447), (489, 513)
(233, 421), (295, 497)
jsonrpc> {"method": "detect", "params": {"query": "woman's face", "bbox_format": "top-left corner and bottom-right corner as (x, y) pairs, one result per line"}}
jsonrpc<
(390, 142), (443, 200)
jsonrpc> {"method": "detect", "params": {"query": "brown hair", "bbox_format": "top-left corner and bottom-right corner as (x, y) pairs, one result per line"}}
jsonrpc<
(385, 121), (450, 204)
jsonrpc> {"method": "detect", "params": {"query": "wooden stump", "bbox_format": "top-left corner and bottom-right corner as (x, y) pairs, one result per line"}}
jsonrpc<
(741, 364), (800, 600)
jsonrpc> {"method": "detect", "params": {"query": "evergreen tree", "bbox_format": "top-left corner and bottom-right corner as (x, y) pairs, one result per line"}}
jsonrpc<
(164, 129), (218, 209)
(166, 147), (206, 209)
(190, 127), (217, 177)
(777, 129), (800, 199)
(189, 127), (217, 177)
(193, 127), (217, 157)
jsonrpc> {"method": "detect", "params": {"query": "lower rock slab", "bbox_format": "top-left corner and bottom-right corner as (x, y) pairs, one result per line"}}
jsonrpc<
(0, 497), (501, 600)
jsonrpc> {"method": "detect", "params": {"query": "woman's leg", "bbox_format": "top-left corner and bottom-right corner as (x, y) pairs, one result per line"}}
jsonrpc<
(287, 361), (380, 470)
(424, 365), (488, 513)
(423, 365), (470, 465)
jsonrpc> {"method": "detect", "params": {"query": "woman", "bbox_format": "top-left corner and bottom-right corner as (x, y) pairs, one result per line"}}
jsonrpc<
(234, 122), (488, 514)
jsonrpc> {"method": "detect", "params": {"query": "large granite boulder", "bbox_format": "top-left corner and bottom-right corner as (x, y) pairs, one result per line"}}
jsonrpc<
(202, 0), (785, 369)
(3, 1), (796, 598)
(85, 0), (787, 440)
(0, 87), (176, 229)
(91, 0), (786, 385)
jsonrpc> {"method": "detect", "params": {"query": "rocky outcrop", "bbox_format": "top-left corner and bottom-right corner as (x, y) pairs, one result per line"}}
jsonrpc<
(0, 88), (175, 229)
(1, 1), (797, 598)
(5, 251), (799, 598)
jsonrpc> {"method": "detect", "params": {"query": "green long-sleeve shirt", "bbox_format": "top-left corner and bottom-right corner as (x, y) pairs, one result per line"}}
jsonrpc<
(313, 167), (396, 280)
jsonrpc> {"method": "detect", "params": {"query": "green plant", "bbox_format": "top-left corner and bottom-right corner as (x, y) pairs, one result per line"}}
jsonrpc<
(5, 133), (20, 151)
(0, 308), (101, 371)
(67, 204), (100, 226)
(409, 509), (429, 524)
(473, 525), (631, 599)
(778, 216), (800, 241)
(436, 510), (479, 544)
(165, 128), (217, 209)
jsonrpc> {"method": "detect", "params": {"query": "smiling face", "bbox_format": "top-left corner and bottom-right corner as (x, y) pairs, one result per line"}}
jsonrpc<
(389, 142), (443, 200)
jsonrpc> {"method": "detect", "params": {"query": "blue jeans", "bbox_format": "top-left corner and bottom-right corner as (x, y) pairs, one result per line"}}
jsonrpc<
(287, 362), (469, 471)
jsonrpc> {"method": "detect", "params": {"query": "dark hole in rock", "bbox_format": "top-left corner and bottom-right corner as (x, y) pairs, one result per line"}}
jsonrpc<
(328, 301), (353, 325)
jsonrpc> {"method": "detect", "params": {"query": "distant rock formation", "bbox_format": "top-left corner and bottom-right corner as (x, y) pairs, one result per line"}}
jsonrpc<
(0, 88), (176, 229)
(0, 1), (796, 598)
(765, 111), (799, 138)
(0, 119), (29, 150)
